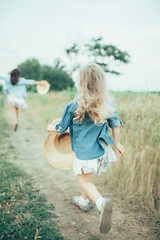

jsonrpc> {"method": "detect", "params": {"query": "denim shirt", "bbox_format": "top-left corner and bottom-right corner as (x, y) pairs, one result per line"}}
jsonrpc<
(55, 100), (122, 160)
(0, 76), (34, 98)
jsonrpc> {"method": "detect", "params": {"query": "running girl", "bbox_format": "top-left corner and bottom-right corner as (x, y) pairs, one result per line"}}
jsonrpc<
(47, 64), (125, 233)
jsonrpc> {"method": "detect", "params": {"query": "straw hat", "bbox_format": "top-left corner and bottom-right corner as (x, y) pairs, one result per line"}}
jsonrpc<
(37, 80), (50, 95)
(43, 118), (75, 169)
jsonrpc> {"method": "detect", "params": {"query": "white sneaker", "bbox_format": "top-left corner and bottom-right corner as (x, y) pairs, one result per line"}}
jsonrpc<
(73, 196), (90, 212)
(99, 198), (113, 233)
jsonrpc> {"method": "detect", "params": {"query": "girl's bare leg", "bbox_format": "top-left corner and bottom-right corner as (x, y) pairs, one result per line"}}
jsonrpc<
(78, 173), (102, 204)
(81, 188), (88, 199)
(78, 174), (113, 234)
(10, 105), (18, 129)
(15, 107), (19, 120)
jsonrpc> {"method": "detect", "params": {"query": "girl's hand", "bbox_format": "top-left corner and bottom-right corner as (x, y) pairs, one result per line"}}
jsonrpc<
(34, 81), (44, 85)
(34, 81), (39, 85)
(47, 124), (58, 133)
(114, 143), (125, 156)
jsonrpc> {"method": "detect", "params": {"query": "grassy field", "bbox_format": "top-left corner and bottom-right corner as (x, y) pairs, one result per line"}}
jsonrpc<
(0, 103), (65, 240)
(25, 90), (160, 216)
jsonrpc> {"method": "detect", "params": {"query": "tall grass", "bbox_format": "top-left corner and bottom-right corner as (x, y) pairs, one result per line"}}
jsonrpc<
(26, 91), (160, 214)
(104, 92), (160, 214)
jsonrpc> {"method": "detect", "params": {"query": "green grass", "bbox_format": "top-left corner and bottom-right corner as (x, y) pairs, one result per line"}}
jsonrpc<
(0, 106), (65, 240)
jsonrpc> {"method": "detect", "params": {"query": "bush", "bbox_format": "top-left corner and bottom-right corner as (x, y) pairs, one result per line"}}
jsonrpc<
(18, 58), (74, 91)
(18, 58), (42, 81)
(41, 65), (74, 91)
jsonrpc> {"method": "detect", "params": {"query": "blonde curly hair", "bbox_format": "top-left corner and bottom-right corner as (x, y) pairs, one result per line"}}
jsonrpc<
(74, 64), (114, 125)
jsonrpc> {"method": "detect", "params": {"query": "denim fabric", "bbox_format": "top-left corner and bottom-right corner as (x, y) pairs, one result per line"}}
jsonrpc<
(55, 100), (122, 160)
(0, 76), (34, 98)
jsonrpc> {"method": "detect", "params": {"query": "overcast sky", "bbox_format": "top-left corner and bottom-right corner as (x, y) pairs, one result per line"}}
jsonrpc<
(0, 0), (160, 91)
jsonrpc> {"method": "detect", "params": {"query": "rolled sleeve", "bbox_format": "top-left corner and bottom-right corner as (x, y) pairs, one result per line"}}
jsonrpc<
(0, 79), (5, 86)
(3, 83), (9, 94)
(26, 79), (34, 85)
(0, 76), (9, 94)
(55, 123), (66, 134)
(0, 76), (9, 81)
(107, 112), (122, 128)
(55, 101), (76, 134)
(19, 78), (34, 85)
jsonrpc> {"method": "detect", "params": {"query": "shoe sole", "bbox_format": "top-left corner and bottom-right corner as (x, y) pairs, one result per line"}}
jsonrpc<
(100, 198), (113, 233)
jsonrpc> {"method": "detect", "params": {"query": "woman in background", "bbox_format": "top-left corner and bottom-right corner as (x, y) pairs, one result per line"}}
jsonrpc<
(0, 69), (41, 131)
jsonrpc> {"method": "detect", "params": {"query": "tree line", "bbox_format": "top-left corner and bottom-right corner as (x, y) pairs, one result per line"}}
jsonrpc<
(18, 37), (130, 91)
(18, 58), (74, 91)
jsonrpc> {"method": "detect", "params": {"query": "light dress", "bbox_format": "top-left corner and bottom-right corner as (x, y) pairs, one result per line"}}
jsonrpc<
(7, 94), (28, 108)
(73, 145), (117, 176)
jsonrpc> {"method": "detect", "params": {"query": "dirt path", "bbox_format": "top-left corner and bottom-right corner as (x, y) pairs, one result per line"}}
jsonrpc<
(5, 108), (158, 240)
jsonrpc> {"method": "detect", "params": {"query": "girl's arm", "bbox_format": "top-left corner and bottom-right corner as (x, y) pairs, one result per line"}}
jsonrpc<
(0, 76), (8, 81)
(0, 76), (9, 87)
(19, 78), (42, 86)
(47, 101), (76, 133)
(0, 77), (9, 94)
(0, 79), (5, 86)
(107, 112), (125, 156)
(112, 127), (125, 156)
(33, 81), (42, 85)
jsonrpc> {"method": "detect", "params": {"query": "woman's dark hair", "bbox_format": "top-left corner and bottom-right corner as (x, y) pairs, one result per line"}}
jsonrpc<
(10, 69), (20, 85)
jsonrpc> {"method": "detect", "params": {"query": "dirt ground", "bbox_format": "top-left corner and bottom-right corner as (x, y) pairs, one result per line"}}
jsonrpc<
(5, 107), (159, 240)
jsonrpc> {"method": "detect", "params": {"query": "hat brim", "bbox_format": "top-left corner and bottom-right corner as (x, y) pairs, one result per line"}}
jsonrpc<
(43, 118), (75, 169)
(37, 80), (50, 95)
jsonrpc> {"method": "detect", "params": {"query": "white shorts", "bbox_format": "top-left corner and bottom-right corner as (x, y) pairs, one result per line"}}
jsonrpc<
(73, 145), (117, 176)
(8, 94), (28, 109)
